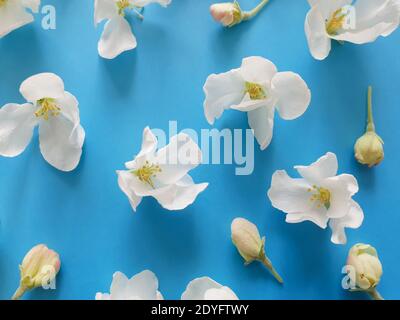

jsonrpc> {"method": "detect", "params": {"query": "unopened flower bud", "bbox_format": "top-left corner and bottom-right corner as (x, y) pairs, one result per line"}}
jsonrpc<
(12, 244), (61, 300)
(346, 243), (383, 300)
(231, 217), (264, 262)
(210, 0), (270, 28)
(231, 217), (283, 283)
(210, 2), (243, 27)
(355, 86), (384, 167)
(354, 131), (384, 167)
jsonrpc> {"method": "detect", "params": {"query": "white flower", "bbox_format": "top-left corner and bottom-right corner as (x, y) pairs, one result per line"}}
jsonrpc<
(203, 56), (311, 150)
(117, 127), (208, 211)
(0, 73), (85, 171)
(94, 0), (171, 59)
(181, 277), (239, 300)
(96, 270), (164, 300)
(267, 152), (364, 245)
(305, 0), (400, 60)
(0, 0), (40, 38)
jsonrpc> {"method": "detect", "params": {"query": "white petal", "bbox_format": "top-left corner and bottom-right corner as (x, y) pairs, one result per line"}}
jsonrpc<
(125, 127), (158, 169)
(307, 0), (319, 7)
(56, 92), (81, 123)
(304, 6), (331, 60)
(181, 277), (223, 300)
(295, 152), (338, 185)
(0, 0), (34, 38)
(204, 287), (239, 300)
(98, 16), (137, 59)
(38, 93), (85, 171)
(0, 103), (37, 157)
(101, 271), (161, 300)
(22, 0), (40, 12)
(94, 0), (118, 25)
(230, 93), (276, 113)
(95, 292), (111, 300)
(247, 105), (275, 150)
(267, 170), (329, 228)
(203, 69), (244, 125)
(329, 200), (364, 245)
(123, 270), (161, 300)
(155, 133), (203, 185)
(285, 211), (329, 229)
(312, 0), (353, 19)
(333, 0), (400, 44)
(131, 0), (171, 7)
(156, 291), (164, 300)
(151, 176), (208, 211)
(117, 170), (143, 211)
(109, 272), (130, 300)
(239, 56), (278, 84)
(271, 72), (311, 120)
(20, 73), (65, 103)
(323, 174), (359, 219)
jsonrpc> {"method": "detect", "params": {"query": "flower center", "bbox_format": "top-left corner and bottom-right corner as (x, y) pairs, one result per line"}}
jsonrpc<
(245, 82), (266, 100)
(308, 185), (331, 209)
(35, 98), (61, 120)
(0, 0), (7, 7)
(131, 161), (162, 189)
(326, 8), (346, 35)
(116, 0), (131, 16)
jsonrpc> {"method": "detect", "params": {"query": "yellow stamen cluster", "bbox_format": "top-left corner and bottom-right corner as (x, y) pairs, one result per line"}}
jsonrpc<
(35, 98), (61, 120)
(326, 8), (346, 36)
(132, 161), (162, 188)
(245, 82), (266, 100)
(308, 185), (331, 209)
(0, 0), (7, 7)
(116, 0), (132, 16)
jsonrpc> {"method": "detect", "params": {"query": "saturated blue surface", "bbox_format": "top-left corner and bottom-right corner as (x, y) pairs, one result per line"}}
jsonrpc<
(0, 0), (399, 300)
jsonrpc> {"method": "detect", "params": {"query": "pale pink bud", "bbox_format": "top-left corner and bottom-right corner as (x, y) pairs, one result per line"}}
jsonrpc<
(210, 2), (242, 27)
(12, 244), (61, 300)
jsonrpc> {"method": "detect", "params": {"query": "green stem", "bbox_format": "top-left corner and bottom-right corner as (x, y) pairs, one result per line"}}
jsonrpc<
(11, 285), (27, 300)
(366, 86), (375, 132)
(260, 255), (284, 284)
(368, 288), (384, 300)
(243, 0), (270, 21)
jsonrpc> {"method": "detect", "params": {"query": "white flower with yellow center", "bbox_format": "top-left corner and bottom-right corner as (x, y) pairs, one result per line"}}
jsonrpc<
(267, 152), (364, 244)
(0, 0), (40, 38)
(305, 0), (400, 60)
(203, 56), (311, 150)
(117, 127), (208, 211)
(94, 0), (171, 59)
(0, 73), (85, 171)
(96, 270), (164, 300)
(181, 277), (239, 300)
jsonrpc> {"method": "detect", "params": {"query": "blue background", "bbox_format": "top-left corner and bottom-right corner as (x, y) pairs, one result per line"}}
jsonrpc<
(0, 0), (399, 300)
